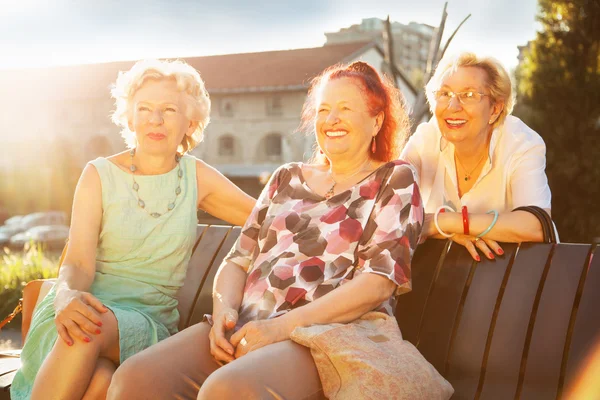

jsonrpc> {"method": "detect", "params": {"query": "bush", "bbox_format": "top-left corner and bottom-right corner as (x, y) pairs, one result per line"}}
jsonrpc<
(0, 243), (59, 330)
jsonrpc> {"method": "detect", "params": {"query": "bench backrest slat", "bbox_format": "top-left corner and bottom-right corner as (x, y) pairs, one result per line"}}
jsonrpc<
(177, 225), (234, 330)
(395, 239), (449, 344)
(563, 246), (600, 395)
(416, 243), (475, 374)
(446, 243), (518, 399)
(520, 244), (592, 400)
(478, 243), (553, 400)
(187, 227), (242, 327)
(176, 225), (209, 331)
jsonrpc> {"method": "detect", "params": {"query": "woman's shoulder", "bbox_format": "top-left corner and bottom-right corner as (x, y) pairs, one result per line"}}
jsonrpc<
(381, 160), (418, 187)
(499, 115), (546, 150)
(409, 119), (441, 144)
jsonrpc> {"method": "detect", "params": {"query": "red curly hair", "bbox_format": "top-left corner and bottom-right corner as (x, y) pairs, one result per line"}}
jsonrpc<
(299, 61), (410, 164)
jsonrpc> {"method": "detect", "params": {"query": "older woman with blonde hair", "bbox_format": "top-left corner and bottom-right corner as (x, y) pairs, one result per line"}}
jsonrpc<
(10, 59), (255, 400)
(401, 52), (552, 260)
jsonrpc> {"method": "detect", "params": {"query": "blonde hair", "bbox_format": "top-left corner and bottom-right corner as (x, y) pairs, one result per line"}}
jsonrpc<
(111, 59), (211, 153)
(425, 52), (514, 128)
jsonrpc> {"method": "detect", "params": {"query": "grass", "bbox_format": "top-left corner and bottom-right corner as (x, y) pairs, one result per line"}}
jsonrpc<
(0, 243), (59, 329)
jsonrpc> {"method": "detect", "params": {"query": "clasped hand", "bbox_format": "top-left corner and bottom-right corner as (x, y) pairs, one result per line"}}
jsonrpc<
(53, 288), (108, 346)
(208, 308), (294, 364)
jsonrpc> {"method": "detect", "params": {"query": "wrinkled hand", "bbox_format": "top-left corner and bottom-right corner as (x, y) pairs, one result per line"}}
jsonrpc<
(450, 234), (504, 261)
(208, 308), (238, 365)
(53, 289), (108, 346)
(230, 317), (294, 359)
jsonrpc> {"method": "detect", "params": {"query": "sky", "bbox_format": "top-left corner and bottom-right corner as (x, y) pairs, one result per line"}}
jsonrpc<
(0, 0), (539, 71)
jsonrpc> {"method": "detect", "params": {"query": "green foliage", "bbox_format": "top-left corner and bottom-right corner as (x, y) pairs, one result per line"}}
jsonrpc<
(0, 244), (59, 329)
(514, 0), (600, 242)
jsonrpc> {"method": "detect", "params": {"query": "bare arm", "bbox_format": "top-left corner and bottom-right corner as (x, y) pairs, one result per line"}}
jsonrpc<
(196, 159), (255, 226)
(431, 209), (548, 243)
(212, 261), (247, 319)
(57, 164), (102, 291)
(54, 164), (108, 344)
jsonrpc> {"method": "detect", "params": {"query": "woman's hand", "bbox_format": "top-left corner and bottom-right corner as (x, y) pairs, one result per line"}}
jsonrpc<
(230, 316), (295, 359)
(53, 289), (108, 345)
(208, 308), (239, 365)
(451, 234), (504, 261)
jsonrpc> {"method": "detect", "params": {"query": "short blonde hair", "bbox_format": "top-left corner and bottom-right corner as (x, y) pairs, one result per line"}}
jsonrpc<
(111, 59), (211, 153)
(425, 52), (514, 128)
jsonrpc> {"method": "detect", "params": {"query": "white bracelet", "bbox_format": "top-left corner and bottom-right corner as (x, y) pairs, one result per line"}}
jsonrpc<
(434, 205), (456, 238)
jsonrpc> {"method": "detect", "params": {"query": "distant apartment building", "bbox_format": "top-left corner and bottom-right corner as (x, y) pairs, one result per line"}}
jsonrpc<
(325, 17), (435, 83)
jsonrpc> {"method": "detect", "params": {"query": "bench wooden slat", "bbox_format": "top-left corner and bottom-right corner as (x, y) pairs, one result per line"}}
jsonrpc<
(520, 244), (591, 400)
(187, 227), (242, 327)
(176, 225), (209, 331)
(396, 239), (449, 345)
(478, 243), (553, 400)
(563, 246), (600, 396)
(417, 242), (475, 375)
(446, 243), (518, 400)
(0, 357), (20, 400)
(177, 225), (231, 330)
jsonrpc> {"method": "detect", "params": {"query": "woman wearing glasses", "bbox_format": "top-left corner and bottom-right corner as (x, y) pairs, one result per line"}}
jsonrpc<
(401, 52), (552, 261)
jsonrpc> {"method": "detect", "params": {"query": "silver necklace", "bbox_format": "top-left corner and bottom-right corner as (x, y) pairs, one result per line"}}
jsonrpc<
(129, 148), (182, 218)
(324, 161), (371, 200)
(455, 149), (487, 182)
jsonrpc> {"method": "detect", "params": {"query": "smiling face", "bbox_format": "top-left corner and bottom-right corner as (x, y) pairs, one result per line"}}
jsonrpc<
(434, 66), (502, 145)
(315, 77), (382, 162)
(128, 78), (196, 156)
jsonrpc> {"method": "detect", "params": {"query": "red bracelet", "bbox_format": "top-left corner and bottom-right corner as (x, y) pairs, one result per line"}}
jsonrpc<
(462, 205), (470, 235)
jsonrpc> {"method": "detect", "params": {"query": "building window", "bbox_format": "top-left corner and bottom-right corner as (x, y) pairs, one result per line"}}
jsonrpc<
(220, 98), (235, 117)
(266, 95), (283, 116)
(218, 135), (235, 157)
(265, 134), (282, 157)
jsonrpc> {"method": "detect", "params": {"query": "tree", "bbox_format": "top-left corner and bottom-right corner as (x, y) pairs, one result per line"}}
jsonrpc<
(514, 0), (600, 242)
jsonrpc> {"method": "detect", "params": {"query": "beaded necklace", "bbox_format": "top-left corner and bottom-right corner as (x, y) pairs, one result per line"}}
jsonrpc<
(129, 148), (182, 218)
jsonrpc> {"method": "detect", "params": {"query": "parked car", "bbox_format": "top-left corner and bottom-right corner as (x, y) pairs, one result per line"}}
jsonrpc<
(9, 225), (69, 250)
(3, 215), (23, 227)
(19, 211), (67, 232)
(0, 232), (12, 247)
(0, 224), (23, 237)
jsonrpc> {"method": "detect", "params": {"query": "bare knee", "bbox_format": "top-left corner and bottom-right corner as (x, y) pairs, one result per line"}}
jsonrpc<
(198, 367), (265, 400)
(83, 358), (116, 400)
(107, 356), (148, 400)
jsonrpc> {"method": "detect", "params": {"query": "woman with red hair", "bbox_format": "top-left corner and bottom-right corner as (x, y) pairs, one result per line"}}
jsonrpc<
(107, 62), (436, 399)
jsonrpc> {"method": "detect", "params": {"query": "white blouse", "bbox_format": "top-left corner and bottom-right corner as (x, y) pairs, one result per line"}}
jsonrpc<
(400, 115), (552, 214)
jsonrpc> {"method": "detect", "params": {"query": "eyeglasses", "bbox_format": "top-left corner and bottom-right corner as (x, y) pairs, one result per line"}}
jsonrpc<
(433, 90), (489, 106)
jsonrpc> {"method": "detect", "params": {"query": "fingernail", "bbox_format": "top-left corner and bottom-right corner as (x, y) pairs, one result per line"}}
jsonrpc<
(227, 349), (233, 355)
(476, 256), (481, 262)
(84, 337), (91, 343)
(97, 322), (103, 327)
(67, 341), (73, 346)
(498, 249), (504, 255)
(489, 253), (495, 259)
(96, 329), (102, 334)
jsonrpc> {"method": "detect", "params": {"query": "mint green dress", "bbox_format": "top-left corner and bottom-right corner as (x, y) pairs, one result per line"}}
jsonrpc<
(11, 155), (198, 400)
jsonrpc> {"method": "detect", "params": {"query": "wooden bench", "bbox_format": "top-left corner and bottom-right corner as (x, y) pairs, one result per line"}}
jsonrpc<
(1, 224), (598, 399)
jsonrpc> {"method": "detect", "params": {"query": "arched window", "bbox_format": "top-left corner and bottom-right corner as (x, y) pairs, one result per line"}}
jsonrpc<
(219, 135), (235, 157)
(256, 133), (283, 163)
(265, 134), (282, 157)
